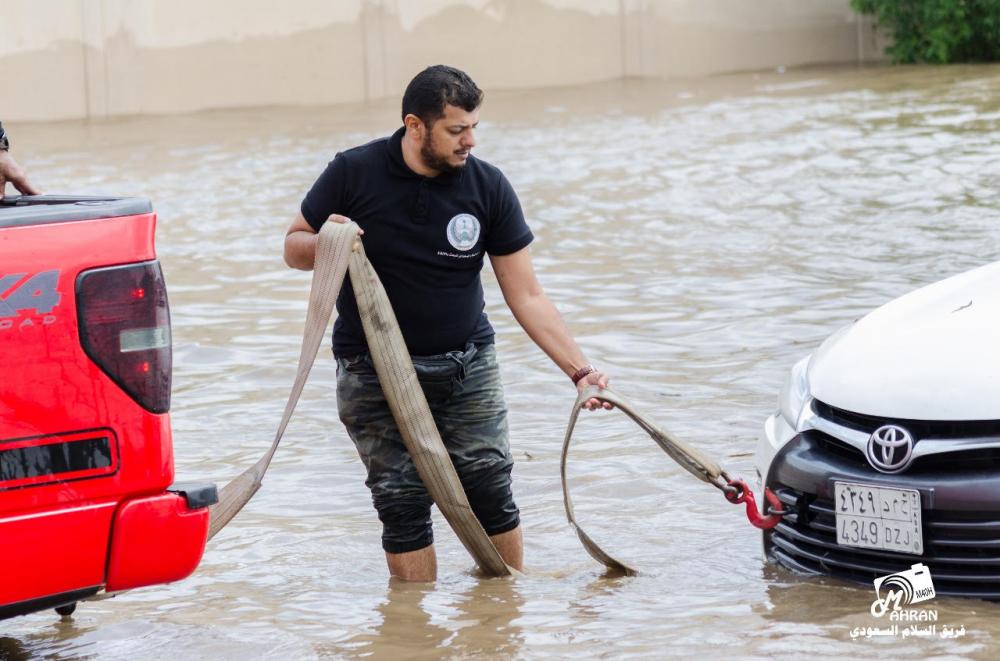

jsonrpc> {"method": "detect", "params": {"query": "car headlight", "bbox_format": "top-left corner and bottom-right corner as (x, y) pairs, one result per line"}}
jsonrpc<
(778, 356), (811, 430)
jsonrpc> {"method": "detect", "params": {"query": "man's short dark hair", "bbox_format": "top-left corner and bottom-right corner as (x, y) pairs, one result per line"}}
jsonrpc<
(401, 65), (483, 126)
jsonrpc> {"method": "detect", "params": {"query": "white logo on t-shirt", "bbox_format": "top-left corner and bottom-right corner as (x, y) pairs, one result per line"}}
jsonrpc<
(446, 214), (481, 251)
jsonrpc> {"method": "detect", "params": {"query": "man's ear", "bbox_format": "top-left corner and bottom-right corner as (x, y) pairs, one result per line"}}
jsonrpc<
(404, 114), (424, 139)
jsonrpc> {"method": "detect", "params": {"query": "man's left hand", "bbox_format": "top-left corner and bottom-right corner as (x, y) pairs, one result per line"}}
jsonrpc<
(577, 370), (613, 410)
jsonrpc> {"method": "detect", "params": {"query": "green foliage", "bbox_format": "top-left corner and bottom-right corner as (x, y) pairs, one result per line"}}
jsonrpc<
(852, 0), (1000, 63)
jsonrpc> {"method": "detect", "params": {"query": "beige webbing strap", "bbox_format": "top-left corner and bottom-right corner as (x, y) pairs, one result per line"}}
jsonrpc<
(349, 241), (511, 577)
(207, 221), (355, 539)
(207, 221), (511, 576)
(560, 385), (726, 575)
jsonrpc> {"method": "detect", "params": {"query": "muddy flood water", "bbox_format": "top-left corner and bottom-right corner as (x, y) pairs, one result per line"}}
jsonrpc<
(4, 63), (1000, 659)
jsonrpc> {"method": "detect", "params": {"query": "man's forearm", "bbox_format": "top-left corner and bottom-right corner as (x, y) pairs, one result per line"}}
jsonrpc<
(284, 230), (318, 270)
(506, 292), (590, 379)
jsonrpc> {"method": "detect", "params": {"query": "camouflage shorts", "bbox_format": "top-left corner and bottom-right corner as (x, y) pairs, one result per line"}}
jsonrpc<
(336, 342), (520, 553)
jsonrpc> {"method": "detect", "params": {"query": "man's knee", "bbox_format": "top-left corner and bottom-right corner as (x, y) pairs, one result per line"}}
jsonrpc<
(373, 492), (434, 554)
(462, 462), (520, 536)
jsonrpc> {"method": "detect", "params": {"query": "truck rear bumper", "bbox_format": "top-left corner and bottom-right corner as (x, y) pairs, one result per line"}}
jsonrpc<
(105, 485), (217, 592)
(0, 483), (217, 619)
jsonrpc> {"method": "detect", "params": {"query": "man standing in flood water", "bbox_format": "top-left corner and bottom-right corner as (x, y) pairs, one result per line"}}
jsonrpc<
(283, 65), (609, 581)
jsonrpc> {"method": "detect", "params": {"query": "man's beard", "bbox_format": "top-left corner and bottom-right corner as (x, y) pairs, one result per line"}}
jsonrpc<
(420, 134), (465, 174)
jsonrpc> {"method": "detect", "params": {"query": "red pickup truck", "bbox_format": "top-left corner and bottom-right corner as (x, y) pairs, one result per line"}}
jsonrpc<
(0, 195), (215, 620)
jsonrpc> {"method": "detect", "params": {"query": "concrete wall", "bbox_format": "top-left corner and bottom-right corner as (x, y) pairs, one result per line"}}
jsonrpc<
(0, 0), (883, 123)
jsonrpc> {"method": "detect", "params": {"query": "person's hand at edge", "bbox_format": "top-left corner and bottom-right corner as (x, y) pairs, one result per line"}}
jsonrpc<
(0, 150), (41, 200)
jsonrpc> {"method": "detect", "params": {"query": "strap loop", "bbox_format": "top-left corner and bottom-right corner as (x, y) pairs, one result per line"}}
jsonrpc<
(561, 386), (783, 574)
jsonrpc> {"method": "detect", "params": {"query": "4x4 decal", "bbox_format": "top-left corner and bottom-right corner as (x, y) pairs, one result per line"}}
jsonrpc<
(0, 270), (61, 318)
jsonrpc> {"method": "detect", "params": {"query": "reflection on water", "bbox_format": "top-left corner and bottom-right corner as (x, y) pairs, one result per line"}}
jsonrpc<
(5, 63), (1000, 658)
(327, 577), (525, 659)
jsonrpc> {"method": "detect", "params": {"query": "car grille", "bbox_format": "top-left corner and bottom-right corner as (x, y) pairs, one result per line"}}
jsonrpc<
(811, 432), (868, 469)
(811, 429), (1000, 474)
(811, 400), (1000, 473)
(812, 400), (1000, 439)
(767, 486), (1000, 599)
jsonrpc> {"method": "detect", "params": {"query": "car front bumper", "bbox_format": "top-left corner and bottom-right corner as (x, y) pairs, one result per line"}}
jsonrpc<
(756, 405), (1000, 600)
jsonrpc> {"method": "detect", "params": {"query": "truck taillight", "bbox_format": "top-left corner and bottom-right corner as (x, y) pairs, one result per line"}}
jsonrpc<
(76, 261), (171, 413)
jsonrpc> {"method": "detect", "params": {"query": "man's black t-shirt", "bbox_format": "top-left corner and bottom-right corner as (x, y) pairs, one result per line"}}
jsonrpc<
(300, 127), (533, 357)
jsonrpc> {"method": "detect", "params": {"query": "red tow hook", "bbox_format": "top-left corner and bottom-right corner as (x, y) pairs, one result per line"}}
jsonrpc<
(724, 479), (785, 530)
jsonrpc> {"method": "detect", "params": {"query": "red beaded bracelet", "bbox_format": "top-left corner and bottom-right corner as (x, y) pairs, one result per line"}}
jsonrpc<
(571, 364), (596, 385)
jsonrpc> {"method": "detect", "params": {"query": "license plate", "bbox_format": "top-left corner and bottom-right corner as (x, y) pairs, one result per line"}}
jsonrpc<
(834, 481), (923, 555)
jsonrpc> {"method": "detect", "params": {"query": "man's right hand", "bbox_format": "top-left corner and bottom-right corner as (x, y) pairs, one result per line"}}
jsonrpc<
(283, 213), (362, 270)
(0, 150), (41, 200)
(325, 213), (364, 236)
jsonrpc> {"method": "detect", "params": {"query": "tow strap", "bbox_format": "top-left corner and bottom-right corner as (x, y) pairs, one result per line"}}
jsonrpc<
(207, 220), (782, 577)
(207, 220), (512, 576)
(561, 385), (785, 575)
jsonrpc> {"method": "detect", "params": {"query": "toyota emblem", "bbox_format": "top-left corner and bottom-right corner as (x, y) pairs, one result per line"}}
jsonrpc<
(866, 424), (915, 473)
